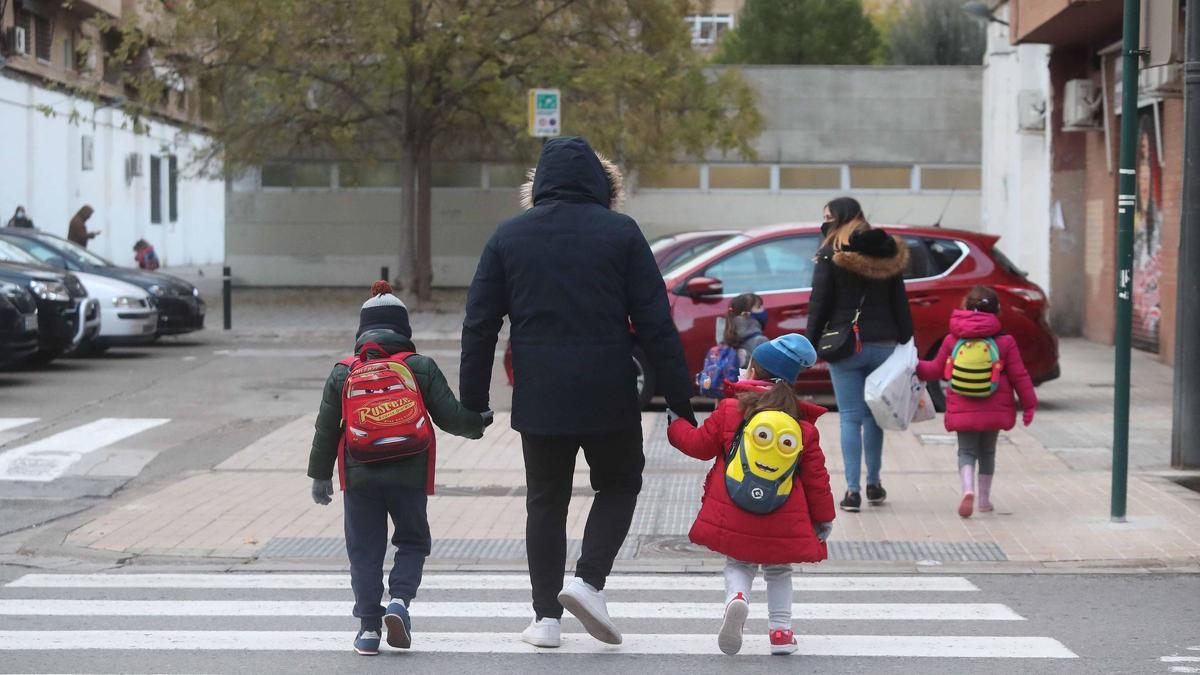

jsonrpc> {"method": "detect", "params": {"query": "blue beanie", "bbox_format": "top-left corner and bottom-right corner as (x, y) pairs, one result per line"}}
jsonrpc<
(751, 334), (817, 384)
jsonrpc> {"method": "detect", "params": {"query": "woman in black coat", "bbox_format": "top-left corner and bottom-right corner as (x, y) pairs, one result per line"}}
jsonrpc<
(807, 197), (913, 513)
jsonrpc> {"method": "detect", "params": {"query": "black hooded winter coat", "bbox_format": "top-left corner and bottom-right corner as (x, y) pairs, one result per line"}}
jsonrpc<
(459, 136), (695, 435)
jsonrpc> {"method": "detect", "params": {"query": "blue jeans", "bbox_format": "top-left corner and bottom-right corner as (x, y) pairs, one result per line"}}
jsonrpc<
(343, 485), (431, 630)
(828, 341), (895, 493)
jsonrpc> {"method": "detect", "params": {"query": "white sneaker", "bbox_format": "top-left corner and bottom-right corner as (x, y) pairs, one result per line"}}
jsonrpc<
(718, 592), (749, 656)
(521, 617), (561, 648)
(557, 577), (622, 645)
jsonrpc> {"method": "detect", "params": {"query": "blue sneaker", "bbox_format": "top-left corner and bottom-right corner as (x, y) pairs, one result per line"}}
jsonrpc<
(384, 601), (412, 649)
(353, 628), (381, 655)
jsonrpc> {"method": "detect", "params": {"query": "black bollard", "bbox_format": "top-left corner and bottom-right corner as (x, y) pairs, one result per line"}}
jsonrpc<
(380, 266), (389, 283)
(222, 265), (232, 330)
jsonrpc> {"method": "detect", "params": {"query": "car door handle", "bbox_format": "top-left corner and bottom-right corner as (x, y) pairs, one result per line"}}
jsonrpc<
(909, 297), (939, 307)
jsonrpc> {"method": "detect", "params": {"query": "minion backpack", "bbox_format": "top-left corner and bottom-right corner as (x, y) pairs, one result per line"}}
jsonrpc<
(725, 410), (803, 514)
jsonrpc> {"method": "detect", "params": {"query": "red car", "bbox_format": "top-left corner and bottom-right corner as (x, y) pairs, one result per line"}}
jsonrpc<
(505, 223), (1060, 410)
(649, 230), (740, 273)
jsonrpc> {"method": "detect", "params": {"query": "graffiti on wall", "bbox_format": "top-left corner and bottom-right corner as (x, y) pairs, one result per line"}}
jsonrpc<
(1132, 111), (1163, 354)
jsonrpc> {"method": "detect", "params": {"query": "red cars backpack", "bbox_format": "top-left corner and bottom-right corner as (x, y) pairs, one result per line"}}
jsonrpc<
(337, 344), (435, 482)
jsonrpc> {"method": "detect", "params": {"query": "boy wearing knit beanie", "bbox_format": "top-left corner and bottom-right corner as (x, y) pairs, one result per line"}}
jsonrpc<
(307, 281), (493, 655)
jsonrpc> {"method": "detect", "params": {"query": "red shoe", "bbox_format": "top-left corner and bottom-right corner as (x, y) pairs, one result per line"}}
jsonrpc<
(769, 628), (797, 655)
(958, 492), (975, 518)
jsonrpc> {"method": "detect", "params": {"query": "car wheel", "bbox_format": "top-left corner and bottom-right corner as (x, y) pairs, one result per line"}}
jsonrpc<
(633, 347), (656, 410)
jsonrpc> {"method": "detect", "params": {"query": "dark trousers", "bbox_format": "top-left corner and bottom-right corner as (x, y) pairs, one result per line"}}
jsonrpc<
(521, 425), (644, 620)
(343, 485), (431, 630)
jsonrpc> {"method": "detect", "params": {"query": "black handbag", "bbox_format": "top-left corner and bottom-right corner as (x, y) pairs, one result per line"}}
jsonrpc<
(816, 295), (865, 363)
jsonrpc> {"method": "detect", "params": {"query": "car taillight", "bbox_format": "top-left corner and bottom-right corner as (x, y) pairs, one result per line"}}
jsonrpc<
(1003, 287), (1045, 304)
(998, 286), (1048, 318)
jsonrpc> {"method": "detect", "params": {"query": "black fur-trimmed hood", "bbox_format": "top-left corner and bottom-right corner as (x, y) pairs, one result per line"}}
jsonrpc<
(519, 136), (624, 211)
(831, 228), (909, 280)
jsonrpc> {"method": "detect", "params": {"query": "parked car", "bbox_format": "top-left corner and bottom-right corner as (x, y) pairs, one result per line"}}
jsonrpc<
(0, 229), (204, 335)
(0, 239), (149, 354)
(0, 259), (97, 363)
(0, 281), (39, 365)
(504, 223), (1060, 410)
(650, 230), (740, 273)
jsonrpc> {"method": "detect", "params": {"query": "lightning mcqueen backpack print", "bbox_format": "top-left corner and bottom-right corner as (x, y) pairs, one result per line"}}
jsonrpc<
(339, 343), (435, 464)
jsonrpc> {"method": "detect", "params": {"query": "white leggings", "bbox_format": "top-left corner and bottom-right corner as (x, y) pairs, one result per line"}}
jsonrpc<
(724, 557), (793, 629)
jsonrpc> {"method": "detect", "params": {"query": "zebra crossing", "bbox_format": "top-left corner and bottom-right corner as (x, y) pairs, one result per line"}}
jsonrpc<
(0, 571), (1078, 659)
(0, 417), (168, 483)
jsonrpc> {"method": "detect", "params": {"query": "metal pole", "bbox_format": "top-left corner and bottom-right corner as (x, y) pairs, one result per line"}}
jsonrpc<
(380, 266), (389, 283)
(1113, 0), (1142, 522)
(1174, 0), (1200, 469)
(222, 265), (232, 331)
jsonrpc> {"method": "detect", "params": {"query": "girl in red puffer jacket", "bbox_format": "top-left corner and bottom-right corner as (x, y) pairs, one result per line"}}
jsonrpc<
(917, 285), (1038, 519)
(668, 334), (835, 657)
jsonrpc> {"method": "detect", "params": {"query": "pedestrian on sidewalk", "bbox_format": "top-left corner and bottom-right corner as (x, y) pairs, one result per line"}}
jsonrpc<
(67, 205), (100, 248)
(132, 239), (160, 270)
(668, 335), (835, 656)
(916, 285), (1038, 518)
(807, 197), (912, 513)
(6, 206), (34, 229)
(308, 281), (493, 656)
(459, 136), (697, 649)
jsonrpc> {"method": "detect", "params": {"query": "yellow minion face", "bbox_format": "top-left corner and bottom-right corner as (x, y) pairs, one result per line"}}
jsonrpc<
(743, 410), (802, 477)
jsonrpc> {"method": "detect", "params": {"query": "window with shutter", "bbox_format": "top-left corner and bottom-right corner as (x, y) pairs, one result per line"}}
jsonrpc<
(34, 15), (52, 62)
(150, 156), (162, 224)
(168, 156), (178, 222)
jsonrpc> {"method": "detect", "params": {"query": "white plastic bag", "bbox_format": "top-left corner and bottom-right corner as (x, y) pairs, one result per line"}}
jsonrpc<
(864, 340), (928, 431)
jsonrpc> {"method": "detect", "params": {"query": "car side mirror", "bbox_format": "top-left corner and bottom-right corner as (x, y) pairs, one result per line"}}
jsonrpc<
(685, 276), (724, 297)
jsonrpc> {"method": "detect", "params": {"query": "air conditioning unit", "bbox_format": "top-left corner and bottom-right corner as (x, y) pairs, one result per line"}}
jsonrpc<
(1063, 79), (1102, 131)
(3, 26), (27, 55)
(1017, 90), (1046, 132)
(125, 153), (143, 179)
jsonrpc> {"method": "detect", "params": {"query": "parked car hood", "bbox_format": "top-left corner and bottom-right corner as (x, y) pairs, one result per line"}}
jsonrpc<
(0, 260), (72, 283)
(73, 271), (153, 305)
(86, 267), (197, 297)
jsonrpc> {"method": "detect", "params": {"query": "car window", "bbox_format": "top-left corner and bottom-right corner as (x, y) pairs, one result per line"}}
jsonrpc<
(901, 237), (933, 280)
(0, 239), (40, 264)
(926, 238), (967, 276)
(703, 236), (819, 295)
(661, 238), (729, 273)
(32, 233), (114, 267)
(2, 236), (79, 270)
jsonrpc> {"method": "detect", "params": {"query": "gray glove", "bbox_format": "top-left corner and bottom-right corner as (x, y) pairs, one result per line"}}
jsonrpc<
(814, 521), (833, 542)
(311, 478), (333, 505)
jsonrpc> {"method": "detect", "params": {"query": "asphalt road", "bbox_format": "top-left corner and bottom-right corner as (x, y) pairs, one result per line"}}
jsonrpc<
(0, 570), (1194, 673)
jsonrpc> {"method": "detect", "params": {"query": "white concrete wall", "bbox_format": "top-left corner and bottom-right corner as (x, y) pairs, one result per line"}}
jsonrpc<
(979, 3), (1052, 291)
(0, 74), (224, 268)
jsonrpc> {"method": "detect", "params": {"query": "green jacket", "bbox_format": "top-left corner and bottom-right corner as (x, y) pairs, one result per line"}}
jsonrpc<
(307, 330), (485, 492)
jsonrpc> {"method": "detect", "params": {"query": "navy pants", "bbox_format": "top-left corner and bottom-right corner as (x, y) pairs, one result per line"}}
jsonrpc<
(521, 425), (644, 620)
(343, 485), (430, 630)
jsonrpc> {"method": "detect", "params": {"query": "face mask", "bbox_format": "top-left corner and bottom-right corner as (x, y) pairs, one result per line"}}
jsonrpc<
(751, 310), (768, 327)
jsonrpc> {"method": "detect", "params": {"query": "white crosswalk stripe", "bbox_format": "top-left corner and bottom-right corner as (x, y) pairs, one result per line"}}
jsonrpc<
(0, 572), (1077, 659)
(0, 418), (168, 482)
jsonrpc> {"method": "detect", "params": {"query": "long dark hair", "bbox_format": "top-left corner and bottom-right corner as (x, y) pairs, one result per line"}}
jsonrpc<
(737, 378), (801, 423)
(822, 197), (868, 248)
(722, 292), (762, 346)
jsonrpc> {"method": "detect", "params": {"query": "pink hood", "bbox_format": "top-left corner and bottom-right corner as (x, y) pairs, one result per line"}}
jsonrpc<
(949, 309), (1001, 339)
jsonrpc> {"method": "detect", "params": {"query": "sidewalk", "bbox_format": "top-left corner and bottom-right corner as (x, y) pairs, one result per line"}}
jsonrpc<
(61, 399), (1200, 568)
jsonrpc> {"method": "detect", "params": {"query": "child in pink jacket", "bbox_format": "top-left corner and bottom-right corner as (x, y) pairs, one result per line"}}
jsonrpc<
(916, 285), (1037, 518)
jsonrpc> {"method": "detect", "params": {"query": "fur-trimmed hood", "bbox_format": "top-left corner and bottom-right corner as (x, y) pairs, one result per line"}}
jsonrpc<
(831, 228), (909, 280)
(519, 136), (624, 211)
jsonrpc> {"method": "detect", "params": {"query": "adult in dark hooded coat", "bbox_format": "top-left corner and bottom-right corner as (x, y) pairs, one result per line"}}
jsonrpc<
(459, 136), (695, 648)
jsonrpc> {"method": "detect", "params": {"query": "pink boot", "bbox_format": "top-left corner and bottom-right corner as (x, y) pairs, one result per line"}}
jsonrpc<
(977, 474), (994, 512)
(958, 465), (975, 518)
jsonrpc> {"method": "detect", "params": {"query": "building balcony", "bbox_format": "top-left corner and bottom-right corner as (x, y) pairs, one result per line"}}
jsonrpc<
(1011, 0), (1123, 47)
